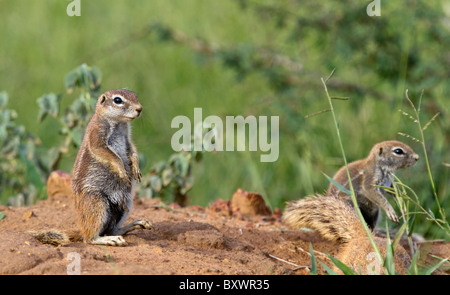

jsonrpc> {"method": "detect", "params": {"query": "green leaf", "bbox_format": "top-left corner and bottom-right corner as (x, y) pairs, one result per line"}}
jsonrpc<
(65, 67), (81, 93)
(0, 91), (8, 108)
(309, 243), (317, 275)
(0, 124), (7, 142)
(407, 248), (420, 275)
(177, 155), (190, 177)
(19, 147), (44, 190)
(319, 261), (338, 275)
(322, 172), (352, 195)
(150, 175), (162, 192)
(89, 66), (102, 89)
(326, 254), (356, 275)
(161, 167), (173, 186)
(419, 257), (449, 275)
(69, 128), (82, 147)
(37, 93), (61, 122)
(64, 64), (102, 93)
(384, 240), (395, 275)
(0, 211), (5, 221)
(392, 221), (407, 250)
(181, 174), (194, 194)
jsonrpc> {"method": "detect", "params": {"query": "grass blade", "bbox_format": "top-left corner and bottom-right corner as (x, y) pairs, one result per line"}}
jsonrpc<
(322, 172), (352, 195)
(326, 254), (356, 275)
(309, 243), (317, 275)
(419, 257), (449, 275)
(319, 261), (338, 275)
(407, 248), (420, 275)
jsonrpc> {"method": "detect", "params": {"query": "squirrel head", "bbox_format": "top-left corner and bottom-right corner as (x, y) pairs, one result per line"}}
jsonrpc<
(370, 140), (419, 170)
(96, 89), (143, 122)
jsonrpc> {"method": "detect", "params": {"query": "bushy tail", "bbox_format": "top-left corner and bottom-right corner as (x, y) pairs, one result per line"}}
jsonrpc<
(282, 195), (367, 243)
(29, 230), (83, 246)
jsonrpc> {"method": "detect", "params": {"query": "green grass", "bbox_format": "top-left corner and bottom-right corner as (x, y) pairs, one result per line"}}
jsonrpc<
(0, 1), (448, 240)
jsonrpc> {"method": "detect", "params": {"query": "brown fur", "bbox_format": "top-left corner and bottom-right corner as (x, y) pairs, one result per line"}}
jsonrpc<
(327, 140), (419, 229)
(283, 195), (411, 274)
(283, 195), (365, 243)
(30, 229), (83, 246)
(34, 89), (151, 246)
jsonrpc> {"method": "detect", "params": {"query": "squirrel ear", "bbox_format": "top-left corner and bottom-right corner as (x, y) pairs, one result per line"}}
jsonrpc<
(378, 147), (383, 155)
(99, 95), (106, 104)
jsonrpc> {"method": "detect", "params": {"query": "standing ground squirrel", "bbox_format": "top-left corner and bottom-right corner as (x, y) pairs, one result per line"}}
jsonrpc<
(71, 89), (152, 246)
(33, 89), (152, 246)
(327, 140), (419, 229)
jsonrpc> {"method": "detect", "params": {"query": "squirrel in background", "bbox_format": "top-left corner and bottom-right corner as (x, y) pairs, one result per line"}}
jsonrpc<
(326, 140), (419, 229)
(283, 140), (419, 273)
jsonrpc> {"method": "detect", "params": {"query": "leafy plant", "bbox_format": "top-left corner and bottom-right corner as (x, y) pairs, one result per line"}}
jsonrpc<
(37, 63), (101, 170)
(137, 129), (214, 206)
(137, 151), (201, 206)
(398, 90), (449, 236)
(0, 92), (45, 205)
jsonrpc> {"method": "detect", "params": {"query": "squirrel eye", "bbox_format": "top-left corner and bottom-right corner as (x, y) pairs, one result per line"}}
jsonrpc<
(393, 148), (404, 155)
(113, 97), (123, 105)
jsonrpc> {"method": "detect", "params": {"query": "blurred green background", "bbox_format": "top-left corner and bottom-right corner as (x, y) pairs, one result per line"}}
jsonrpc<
(0, 0), (448, 239)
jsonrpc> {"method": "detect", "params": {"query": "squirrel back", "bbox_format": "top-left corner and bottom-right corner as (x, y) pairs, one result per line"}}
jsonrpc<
(282, 194), (412, 274)
(283, 194), (366, 243)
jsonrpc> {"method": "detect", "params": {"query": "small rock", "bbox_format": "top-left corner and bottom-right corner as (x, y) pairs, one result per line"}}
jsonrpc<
(22, 211), (36, 219)
(208, 199), (232, 216)
(46, 171), (73, 199)
(231, 188), (271, 217)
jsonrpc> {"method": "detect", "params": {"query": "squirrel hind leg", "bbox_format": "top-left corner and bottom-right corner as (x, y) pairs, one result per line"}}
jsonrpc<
(88, 219), (152, 246)
(113, 219), (153, 236)
(75, 192), (112, 242)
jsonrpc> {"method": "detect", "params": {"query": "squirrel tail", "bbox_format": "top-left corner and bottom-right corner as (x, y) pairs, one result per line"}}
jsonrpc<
(282, 195), (367, 243)
(29, 229), (84, 246)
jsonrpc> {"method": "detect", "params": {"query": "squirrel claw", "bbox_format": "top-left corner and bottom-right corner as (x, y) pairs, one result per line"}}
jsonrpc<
(133, 219), (152, 230)
(135, 169), (142, 182)
(132, 171), (141, 183)
(386, 209), (399, 224)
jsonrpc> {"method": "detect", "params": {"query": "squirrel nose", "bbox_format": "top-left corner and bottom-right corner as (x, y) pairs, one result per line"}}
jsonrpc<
(136, 105), (143, 115)
(413, 154), (419, 161)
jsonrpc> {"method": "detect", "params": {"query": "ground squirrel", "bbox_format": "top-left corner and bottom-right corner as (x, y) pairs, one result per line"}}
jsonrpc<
(33, 89), (152, 246)
(327, 140), (419, 229)
(282, 141), (418, 273)
(283, 195), (412, 274)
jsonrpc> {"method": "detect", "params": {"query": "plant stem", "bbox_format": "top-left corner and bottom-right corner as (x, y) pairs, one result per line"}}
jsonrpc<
(320, 75), (385, 270)
(404, 90), (449, 232)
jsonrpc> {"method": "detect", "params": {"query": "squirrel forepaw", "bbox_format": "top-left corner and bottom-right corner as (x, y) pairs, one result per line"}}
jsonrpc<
(132, 167), (142, 182)
(386, 208), (399, 224)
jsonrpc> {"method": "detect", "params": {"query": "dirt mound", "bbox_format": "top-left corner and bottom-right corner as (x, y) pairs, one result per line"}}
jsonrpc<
(0, 172), (448, 275)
